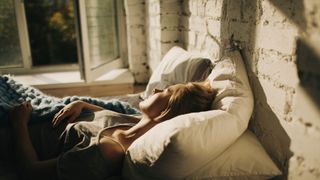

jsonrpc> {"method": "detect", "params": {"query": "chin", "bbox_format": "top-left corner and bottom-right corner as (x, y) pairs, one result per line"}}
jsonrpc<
(138, 101), (146, 112)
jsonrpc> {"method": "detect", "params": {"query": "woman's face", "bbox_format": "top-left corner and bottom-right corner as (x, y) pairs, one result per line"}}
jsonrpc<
(140, 84), (184, 119)
(139, 88), (171, 119)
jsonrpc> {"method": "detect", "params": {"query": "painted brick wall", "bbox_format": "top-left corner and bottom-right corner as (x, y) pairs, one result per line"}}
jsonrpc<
(146, 0), (162, 72)
(126, 0), (183, 82)
(136, 0), (320, 179)
(125, 0), (149, 83)
(126, 0), (320, 178)
(179, 0), (320, 179)
(146, 0), (182, 72)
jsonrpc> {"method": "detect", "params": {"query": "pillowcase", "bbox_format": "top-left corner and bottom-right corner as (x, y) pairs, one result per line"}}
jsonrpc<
(188, 130), (281, 179)
(123, 130), (281, 180)
(122, 50), (255, 179)
(143, 46), (213, 99)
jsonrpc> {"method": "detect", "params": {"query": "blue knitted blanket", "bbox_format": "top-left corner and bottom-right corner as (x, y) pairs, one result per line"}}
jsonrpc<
(0, 75), (141, 126)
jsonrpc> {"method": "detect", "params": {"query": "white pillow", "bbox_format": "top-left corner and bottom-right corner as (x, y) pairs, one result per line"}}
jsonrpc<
(188, 130), (281, 179)
(143, 46), (213, 99)
(123, 130), (281, 180)
(122, 50), (255, 179)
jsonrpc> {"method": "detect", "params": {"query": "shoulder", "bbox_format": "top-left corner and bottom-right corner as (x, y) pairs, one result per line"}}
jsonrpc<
(98, 137), (125, 164)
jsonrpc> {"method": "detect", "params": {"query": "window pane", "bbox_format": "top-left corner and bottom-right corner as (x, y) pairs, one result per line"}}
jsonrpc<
(85, 0), (119, 70)
(24, 0), (78, 66)
(0, 0), (23, 67)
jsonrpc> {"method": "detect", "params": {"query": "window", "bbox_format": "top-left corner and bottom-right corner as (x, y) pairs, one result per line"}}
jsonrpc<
(0, 0), (127, 83)
(0, 0), (27, 68)
(24, 0), (78, 66)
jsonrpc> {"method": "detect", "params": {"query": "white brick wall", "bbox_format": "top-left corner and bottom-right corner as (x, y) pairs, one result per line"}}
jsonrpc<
(145, 0), (182, 73)
(125, 0), (149, 83)
(125, 0), (320, 178)
(255, 24), (298, 54)
(257, 49), (299, 88)
(178, 0), (320, 179)
(146, 0), (161, 73)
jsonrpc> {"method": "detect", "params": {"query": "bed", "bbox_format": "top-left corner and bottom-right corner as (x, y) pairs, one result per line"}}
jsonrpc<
(0, 46), (281, 180)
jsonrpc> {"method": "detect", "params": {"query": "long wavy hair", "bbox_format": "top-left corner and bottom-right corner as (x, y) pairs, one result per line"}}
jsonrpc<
(155, 81), (216, 122)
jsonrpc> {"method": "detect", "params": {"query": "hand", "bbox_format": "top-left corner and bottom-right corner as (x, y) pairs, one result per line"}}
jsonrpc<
(9, 101), (33, 127)
(52, 100), (84, 127)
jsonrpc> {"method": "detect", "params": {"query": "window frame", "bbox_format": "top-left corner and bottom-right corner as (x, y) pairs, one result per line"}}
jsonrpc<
(0, 0), (31, 71)
(0, 0), (128, 82)
(77, 0), (127, 82)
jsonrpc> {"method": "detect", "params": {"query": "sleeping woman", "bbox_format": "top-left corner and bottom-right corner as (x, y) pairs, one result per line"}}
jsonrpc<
(9, 81), (216, 180)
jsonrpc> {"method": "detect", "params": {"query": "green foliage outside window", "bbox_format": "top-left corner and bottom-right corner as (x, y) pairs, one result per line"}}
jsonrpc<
(25, 0), (78, 66)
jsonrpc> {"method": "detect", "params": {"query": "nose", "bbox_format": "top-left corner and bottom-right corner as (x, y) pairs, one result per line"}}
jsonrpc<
(152, 88), (163, 94)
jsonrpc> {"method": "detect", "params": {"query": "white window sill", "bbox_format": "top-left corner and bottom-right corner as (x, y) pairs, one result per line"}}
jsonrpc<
(11, 69), (135, 97)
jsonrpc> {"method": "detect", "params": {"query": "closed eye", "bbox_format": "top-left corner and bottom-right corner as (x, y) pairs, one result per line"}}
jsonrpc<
(165, 87), (172, 93)
(153, 88), (163, 94)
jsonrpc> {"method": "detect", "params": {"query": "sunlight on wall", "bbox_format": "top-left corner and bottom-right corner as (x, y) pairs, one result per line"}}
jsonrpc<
(131, 0), (320, 179)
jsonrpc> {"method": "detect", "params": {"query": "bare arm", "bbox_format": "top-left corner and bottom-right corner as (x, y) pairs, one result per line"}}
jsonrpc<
(79, 100), (105, 111)
(10, 102), (57, 180)
(52, 100), (104, 127)
(12, 123), (57, 180)
(52, 100), (140, 127)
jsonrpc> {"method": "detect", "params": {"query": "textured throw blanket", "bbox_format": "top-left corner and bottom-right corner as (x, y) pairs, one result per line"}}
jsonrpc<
(0, 75), (141, 126)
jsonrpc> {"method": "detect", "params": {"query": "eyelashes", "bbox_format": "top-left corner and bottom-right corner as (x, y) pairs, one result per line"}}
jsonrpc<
(152, 88), (163, 94)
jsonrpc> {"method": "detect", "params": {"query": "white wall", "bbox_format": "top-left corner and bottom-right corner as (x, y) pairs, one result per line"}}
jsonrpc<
(126, 0), (320, 178)
(125, 0), (149, 83)
(180, 1), (320, 179)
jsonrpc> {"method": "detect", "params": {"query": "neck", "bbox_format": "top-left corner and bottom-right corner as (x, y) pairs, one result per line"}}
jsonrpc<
(123, 115), (158, 141)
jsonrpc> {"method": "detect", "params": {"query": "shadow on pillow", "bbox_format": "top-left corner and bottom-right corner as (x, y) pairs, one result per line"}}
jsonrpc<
(143, 46), (213, 99)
